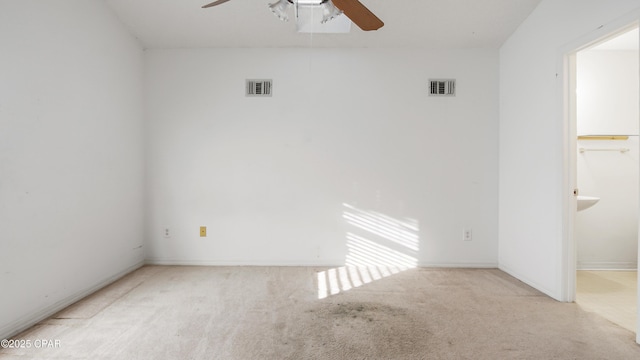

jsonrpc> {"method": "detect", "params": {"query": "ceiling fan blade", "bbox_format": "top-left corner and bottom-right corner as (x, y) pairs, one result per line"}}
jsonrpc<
(330, 0), (383, 31)
(202, 0), (233, 8)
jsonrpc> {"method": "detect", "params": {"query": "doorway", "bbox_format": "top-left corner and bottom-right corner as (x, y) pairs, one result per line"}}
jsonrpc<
(566, 24), (639, 337)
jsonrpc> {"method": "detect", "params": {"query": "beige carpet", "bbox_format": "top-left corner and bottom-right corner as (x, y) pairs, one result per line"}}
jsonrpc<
(2, 266), (639, 359)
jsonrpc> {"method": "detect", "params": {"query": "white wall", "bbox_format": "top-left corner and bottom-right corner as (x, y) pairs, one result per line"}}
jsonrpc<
(145, 48), (499, 267)
(577, 50), (640, 136)
(576, 49), (639, 270)
(499, 0), (640, 300)
(0, 0), (145, 339)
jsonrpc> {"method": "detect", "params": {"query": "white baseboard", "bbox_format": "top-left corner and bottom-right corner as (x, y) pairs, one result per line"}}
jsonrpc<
(144, 258), (345, 267)
(0, 261), (144, 340)
(145, 258), (498, 269)
(577, 261), (638, 270)
(417, 262), (498, 268)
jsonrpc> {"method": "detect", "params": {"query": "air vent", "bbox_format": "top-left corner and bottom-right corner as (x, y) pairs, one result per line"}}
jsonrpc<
(246, 79), (272, 97)
(429, 79), (456, 96)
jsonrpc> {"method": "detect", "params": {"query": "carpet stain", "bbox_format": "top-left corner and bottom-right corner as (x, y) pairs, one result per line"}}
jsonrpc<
(325, 301), (408, 324)
(282, 300), (431, 359)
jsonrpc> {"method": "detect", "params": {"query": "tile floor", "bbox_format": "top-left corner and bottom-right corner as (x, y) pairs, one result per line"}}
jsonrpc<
(576, 270), (637, 333)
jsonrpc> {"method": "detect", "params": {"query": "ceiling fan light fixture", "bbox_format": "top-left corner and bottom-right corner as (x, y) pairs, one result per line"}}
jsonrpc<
(269, 0), (293, 22)
(320, 0), (343, 24)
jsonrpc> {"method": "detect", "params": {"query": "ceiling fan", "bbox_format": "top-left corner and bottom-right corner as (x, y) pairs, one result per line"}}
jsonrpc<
(201, 0), (384, 31)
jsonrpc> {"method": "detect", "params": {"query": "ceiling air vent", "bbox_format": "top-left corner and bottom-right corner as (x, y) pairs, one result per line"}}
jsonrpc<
(429, 79), (456, 96)
(246, 79), (272, 97)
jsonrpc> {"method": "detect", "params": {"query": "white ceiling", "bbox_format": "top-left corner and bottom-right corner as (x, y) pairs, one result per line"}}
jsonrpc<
(104, 0), (542, 49)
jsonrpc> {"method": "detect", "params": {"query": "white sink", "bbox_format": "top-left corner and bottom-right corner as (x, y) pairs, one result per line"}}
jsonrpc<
(577, 196), (600, 211)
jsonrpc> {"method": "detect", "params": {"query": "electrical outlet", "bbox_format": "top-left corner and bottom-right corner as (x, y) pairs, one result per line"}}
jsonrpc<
(463, 228), (472, 241)
(164, 228), (171, 238)
(200, 226), (207, 237)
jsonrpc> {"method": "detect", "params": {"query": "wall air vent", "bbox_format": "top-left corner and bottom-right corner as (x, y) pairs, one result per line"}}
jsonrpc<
(246, 79), (273, 97)
(429, 79), (456, 96)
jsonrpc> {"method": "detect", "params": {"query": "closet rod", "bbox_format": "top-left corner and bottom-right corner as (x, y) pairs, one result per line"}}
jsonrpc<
(579, 148), (630, 153)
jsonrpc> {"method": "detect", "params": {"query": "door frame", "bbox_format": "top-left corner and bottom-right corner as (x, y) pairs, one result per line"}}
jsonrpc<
(559, 12), (640, 342)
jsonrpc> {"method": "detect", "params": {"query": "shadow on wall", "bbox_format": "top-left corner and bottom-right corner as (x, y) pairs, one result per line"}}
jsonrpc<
(317, 203), (419, 299)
